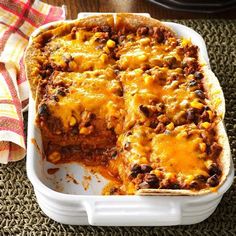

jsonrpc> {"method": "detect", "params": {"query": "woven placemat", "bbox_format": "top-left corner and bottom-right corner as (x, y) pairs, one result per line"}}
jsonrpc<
(0, 19), (236, 236)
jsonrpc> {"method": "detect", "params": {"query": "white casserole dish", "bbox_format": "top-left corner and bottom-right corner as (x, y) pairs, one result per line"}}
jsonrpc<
(26, 13), (234, 226)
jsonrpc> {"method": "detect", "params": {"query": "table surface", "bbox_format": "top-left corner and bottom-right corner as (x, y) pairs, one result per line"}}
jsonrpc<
(44, 0), (236, 19)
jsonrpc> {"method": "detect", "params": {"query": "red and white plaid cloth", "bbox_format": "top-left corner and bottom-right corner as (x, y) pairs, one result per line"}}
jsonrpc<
(0, 0), (65, 164)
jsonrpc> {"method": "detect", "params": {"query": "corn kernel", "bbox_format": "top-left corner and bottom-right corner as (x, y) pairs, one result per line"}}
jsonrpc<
(80, 126), (94, 135)
(190, 100), (204, 109)
(103, 46), (110, 54)
(207, 110), (213, 120)
(176, 131), (187, 140)
(166, 122), (174, 131)
(69, 61), (77, 71)
(101, 53), (108, 63)
(199, 143), (206, 152)
(138, 54), (148, 62)
(144, 75), (152, 84)
(185, 175), (194, 184)
(75, 31), (81, 39)
(139, 37), (150, 45)
(182, 38), (190, 46)
(215, 98), (221, 107)
(127, 34), (133, 40)
(187, 74), (194, 80)
(48, 151), (61, 163)
(165, 172), (173, 179)
(127, 182), (135, 195)
(201, 122), (211, 129)
(139, 157), (148, 164)
(69, 116), (77, 126)
(106, 39), (116, 48)
(94, 32), (102, 37)
(134, 68), (143, 75)
(205, 159), (213, 168)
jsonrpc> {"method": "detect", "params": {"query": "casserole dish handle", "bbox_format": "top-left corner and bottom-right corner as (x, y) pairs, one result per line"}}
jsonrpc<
(84, 198), (182, 226)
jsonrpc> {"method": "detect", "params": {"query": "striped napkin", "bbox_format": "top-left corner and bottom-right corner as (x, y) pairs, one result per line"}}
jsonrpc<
(0, 0), (65, 164)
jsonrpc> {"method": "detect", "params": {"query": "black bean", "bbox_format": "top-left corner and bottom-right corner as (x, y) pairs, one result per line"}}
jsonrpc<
(139, 105), (150, 117)
(186, 108), (196, 122)
(57, 89), (66, 96)
(189, 79), (198, 87)
(189, 181), (198, 189)
(144, 173), (159, 188)
(195, 90), (205, 99)
(118, 35), (126, 43)
(84, 121), (91, 127)
(52, 95), (59, 102)
(209, 163), (222, 176)
(71, 127), (78, 136)
(38, 104), (49, 117)
(195, 175), (208, 183)
(116, 88), (123, 97)
(170, 183), (180, 189)
(138, 181), (150, 189)
(89, 113), (96, 120)
(130, 164), (142, 178)
(131, 164), (141, 172)
(111, 35), (119, 43)
(140, 164), (153, 173)
(95, 38), (106, 44)
(111, 150), (117, 158)
(149, 121), (158, 129)
(194, 71), (203, 80)
(207, 174), (219, 187)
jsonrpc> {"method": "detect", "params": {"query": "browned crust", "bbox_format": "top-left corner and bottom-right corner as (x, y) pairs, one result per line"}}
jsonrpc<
(201, 59), (225, 119)
(24, 15), (114, 99)
(116, 13), (175, 36)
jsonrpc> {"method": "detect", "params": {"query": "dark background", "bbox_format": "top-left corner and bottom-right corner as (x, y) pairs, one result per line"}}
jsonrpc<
(43, 0), (236, 19)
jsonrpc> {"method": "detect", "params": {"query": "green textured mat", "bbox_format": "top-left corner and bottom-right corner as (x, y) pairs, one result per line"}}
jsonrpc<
(0, 19), (236, 235)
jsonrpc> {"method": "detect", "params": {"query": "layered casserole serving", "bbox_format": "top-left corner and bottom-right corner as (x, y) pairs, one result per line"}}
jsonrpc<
(25, 14), (230, 195)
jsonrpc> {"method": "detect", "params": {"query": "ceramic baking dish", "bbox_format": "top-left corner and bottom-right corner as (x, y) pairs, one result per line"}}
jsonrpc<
(26, 13), (234, 226)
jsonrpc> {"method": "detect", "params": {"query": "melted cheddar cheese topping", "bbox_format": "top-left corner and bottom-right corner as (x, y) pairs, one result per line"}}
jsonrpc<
(46, 30), (115, 72)
(33, 22), (223, 195)
(44, 69), (124, 134)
